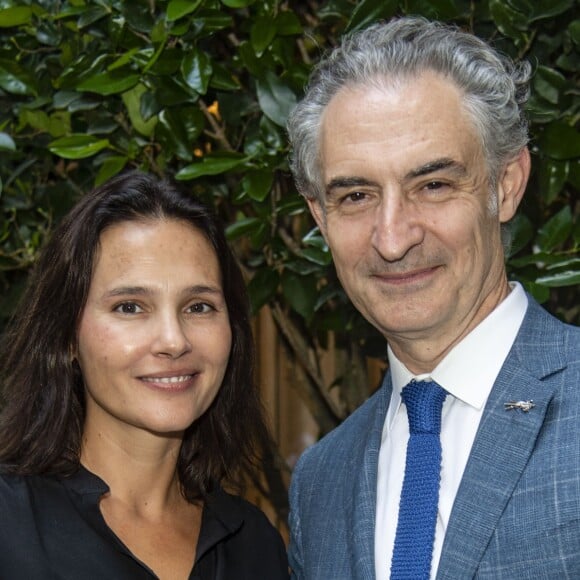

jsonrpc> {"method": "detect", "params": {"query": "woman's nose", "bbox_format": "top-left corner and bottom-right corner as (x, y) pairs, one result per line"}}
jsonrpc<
(151, 313), (192, 359)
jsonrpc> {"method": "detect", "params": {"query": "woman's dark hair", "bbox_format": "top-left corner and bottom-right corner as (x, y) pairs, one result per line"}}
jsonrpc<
(0, 171), (270, 501)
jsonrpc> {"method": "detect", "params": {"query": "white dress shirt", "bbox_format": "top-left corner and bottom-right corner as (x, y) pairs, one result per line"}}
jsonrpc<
(375, 283), (528, 580)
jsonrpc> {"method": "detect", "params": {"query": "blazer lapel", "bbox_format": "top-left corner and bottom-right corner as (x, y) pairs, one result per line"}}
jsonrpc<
(346, 373), (392, 580)
(437, 300), (567, 579)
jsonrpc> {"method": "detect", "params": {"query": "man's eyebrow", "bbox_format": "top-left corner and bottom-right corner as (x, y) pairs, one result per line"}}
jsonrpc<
(405, 158), (467, 180)
(326, 176), (380, 193)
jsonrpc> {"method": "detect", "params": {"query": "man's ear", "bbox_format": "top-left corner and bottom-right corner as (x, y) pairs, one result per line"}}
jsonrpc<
(306, 196), (328, 241)
(498, 147), (531, 223)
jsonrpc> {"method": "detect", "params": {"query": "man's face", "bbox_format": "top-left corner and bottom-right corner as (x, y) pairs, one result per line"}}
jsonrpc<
(309, 72), (528, 370)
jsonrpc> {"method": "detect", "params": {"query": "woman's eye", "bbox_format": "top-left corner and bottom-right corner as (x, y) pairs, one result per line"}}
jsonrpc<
(188, 302), (215, 314)
(114, 302), (143, 314)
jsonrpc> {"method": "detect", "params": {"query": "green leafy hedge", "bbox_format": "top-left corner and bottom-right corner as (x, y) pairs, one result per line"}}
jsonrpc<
(1, 1), (578, 429)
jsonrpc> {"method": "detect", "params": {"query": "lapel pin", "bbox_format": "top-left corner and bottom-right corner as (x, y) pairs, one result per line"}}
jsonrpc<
(504, 400), (535, 412)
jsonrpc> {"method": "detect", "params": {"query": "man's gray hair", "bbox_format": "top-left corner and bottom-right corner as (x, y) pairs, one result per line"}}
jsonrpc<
(287, 16), (531, 203)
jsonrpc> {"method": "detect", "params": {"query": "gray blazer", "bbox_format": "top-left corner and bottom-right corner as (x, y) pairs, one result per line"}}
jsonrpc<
(288, 297), (580, 579)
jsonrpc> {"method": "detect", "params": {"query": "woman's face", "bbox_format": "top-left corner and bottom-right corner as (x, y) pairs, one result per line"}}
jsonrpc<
(76, 218), (232, 438)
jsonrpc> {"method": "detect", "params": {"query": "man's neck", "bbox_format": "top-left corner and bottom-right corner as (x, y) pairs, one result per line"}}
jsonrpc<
(387, 279), (512, 375)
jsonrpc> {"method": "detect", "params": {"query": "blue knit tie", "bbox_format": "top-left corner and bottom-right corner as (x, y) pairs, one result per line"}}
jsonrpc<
(390, 379), (448, 580)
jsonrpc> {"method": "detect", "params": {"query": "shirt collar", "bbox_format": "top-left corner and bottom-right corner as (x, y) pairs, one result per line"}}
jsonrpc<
(387, 282), (528, 424)
(59, 464), (245, 563)
(58, 464), (109, 497)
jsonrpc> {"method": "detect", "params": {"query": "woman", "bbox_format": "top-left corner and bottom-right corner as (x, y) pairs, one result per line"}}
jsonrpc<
(0, 172), (289, 579)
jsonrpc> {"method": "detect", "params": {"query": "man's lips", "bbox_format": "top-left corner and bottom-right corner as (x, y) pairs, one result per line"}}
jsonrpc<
(371, 265), (441, 284)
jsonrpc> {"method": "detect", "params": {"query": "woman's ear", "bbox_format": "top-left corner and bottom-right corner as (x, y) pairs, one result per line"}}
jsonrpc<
(498, 147), (531, 223)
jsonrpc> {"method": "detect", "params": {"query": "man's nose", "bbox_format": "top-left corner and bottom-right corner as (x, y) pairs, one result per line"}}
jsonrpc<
(371, 194), (424, 262)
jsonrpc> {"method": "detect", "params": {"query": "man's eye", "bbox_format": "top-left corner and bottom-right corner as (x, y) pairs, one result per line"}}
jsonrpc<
(424, 181), (446, 191)
(344, 191), (367, 202)
(114, 302), (143, 314)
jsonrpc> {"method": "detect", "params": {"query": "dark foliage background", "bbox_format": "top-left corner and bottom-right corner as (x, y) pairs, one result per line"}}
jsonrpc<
(1, 0), (578, 518)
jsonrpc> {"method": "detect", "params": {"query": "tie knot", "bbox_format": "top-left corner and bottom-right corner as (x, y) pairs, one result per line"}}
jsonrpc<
(401, 379), (447, 435)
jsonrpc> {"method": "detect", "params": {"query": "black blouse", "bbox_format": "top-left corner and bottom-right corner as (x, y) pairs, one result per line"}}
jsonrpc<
(0, 466), (289, 579)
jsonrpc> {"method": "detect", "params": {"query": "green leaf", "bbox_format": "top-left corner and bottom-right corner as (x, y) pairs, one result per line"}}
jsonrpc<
(275, 11), (302, 35)
(0, 132), (15, 152)
(190, 9), (232, 34)
(77, 6), (109, 28)
(256, 71), (297, 127)
(242, 170), (273, 201)
(302, 227), (327, 248)
(123, 3), (155, 33)
(547, 257), (580, 270)
(536, 160), (569, 205)
(0, 6), (32, 27)
(538, 123), (580, 160)
(299, 247), (332, 266)
(282, 270), (317, 319)
(528, 0), (573, 22)
(490, 0), (528, 41)
(536, 270), (580, 287)
(156, 109), (193, 161)
(148, 75), (194, 107)
(250, 16), (277, 56)
(179, 106), (205, 141)
(238, 41), (263, 77)
(537, 206), (573, 251)
(225, 217), (262, 240)
(508, 214), (534, 257)
(346, 0), (398, 33)
(95, 156), (128, 185)
(77, 71), (140, 96)
(18, 109), (70, 137)
(209, 63), (241, 91)
(109, 48), (141, 72)
(569, 20), (580, 46)
(285, 259), (322, 276)
(248, 268), (279, 314)
(509, 251), (570, 268)
(175, 153), (248, 180)
(166, 0), (202, 21)
(181, 50), (212, 95)
(221, 0), (256, 6)
(277, 195), (306, 216)
(18, 109), (50, 132)
(0, 60), (36, 96)
(534, 66), (566, 105)
(122, 84), (158, 137)
(48, 135), (110, 159)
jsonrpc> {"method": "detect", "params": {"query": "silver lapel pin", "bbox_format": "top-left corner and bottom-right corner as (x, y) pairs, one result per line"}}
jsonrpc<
(504, 400), (535, 412)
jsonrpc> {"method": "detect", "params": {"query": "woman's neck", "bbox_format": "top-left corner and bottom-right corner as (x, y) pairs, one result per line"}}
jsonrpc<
(80, 417), (186, 517)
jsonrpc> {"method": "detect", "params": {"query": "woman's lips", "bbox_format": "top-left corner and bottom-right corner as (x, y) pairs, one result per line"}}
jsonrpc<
(139, 372), (199, 391)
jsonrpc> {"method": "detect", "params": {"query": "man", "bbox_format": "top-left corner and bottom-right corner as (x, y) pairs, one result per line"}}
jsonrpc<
(286, 16), (580, 580)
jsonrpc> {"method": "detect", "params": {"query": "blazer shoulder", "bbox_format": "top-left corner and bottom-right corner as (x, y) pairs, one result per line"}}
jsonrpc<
(515, 297), (580, 376)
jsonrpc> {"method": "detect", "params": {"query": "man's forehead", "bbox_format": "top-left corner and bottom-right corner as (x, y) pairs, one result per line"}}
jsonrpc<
(319, 73), (483, 182)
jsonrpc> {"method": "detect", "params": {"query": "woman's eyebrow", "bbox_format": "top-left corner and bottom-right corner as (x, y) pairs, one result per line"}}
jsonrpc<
(103, 285), (223, 299)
